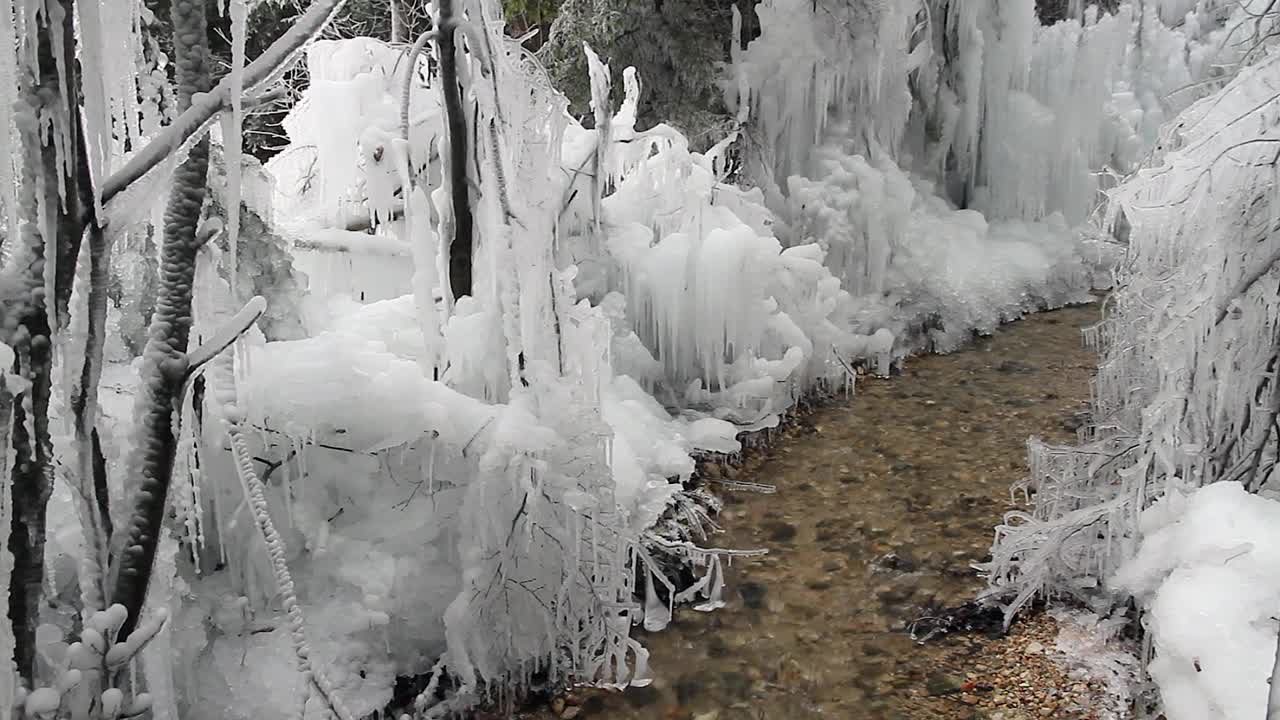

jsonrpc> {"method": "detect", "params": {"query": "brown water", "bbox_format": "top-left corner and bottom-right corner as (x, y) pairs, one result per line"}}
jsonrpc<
(520, 303), (1101, 720)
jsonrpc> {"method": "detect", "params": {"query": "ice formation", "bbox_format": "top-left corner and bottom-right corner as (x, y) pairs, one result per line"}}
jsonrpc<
(199, 14), (1103, 714)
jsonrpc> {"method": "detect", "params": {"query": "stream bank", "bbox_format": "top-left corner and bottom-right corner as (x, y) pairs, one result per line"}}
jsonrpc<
(515, 302), (1120, 720)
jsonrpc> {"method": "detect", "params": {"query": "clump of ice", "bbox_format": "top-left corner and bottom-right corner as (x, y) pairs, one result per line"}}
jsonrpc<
(1049, 608), (1142, 719)
(1114, 482), (1280, 720)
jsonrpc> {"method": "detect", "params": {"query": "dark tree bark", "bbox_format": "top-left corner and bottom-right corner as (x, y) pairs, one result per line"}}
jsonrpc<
(109, 0), (214, 638)
(6, 0), (85, 682)
(436, 0), (475, 301)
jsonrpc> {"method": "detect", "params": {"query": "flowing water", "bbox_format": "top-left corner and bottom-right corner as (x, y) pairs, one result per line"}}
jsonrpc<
(520, 302), (1102, 720)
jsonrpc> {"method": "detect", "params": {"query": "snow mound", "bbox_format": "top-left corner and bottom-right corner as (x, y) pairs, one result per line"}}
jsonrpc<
(1114, 482), (1280, 720)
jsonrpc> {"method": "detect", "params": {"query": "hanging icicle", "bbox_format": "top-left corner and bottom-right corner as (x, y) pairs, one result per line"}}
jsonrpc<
(226, 0), (248, 296)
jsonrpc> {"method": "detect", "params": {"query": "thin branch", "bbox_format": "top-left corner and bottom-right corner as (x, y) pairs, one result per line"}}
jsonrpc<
(402, 26), (438, 144)
(1216, 245), (1280, 324)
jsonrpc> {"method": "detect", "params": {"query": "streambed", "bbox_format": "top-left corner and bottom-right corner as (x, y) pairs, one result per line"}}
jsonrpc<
(519, 303), (1107, 720)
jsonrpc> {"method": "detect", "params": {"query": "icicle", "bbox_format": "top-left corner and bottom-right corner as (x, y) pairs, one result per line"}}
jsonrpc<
(37, 0), (74, 209)
(140, 528), (180, 720)
(0, 0), (18, 227)
(641, 567), (672, 632)
(76, 0), (109, 220)
(0, 344), (16, 720)
(226, 0), (247, 297)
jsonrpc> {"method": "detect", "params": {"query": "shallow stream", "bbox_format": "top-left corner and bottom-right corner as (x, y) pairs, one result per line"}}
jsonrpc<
(522, 303), (1102, 720)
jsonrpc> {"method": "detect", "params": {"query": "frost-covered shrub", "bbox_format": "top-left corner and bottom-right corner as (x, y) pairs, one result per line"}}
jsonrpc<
(982, 46), (1280, 634)
(576, 121), (867, 423)
(1112, 482), (1280, 720)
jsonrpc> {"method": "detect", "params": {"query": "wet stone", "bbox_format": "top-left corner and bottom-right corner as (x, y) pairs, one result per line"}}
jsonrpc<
(874, 551), (918, 572)
(926, 671), (966, 696)
(763, 521), (798, 542)
(674, 672), (712, 705)
(623, 685), (660, 707)
(738, 581), (768, 609)
(996, 360), (1036, 374)
(720, 671), (753, 700)
(706, 635), (730, 658)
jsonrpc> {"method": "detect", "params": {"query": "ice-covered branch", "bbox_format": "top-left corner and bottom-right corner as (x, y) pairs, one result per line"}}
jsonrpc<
(185, 296), (267, 372)
(109, 0), (218, 640)
(98, 0), (352, 208)
(1215, 244), (1280, 324)
(70, 220), (113, 613)
(402, 26), (438, 144)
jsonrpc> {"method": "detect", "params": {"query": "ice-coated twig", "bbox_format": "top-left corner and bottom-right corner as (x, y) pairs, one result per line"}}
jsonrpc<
(109, 0), (218, 639)
(184, 296), (266, 373)
(1216, 245), (1280, 324)
(401, 26), (438, 145)
(205, 314), (354, 720)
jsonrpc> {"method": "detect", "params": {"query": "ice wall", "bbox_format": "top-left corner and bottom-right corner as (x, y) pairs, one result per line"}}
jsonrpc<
(728, 0), (1220, 233)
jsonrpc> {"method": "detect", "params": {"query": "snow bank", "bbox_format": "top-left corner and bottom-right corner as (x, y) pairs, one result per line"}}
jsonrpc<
(1114, 483), (1280, 720)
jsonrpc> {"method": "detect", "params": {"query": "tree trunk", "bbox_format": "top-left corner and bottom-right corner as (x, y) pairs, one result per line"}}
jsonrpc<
(436, 0), (475, 301)
(109, 0), (214, 638)
(4, 0), (83, 682)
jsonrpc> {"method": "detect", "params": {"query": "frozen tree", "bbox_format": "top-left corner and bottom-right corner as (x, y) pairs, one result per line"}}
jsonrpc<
(981, 3), (1280, 623)
(1, 0), (96, 681)
(0, 0), (358, 712)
